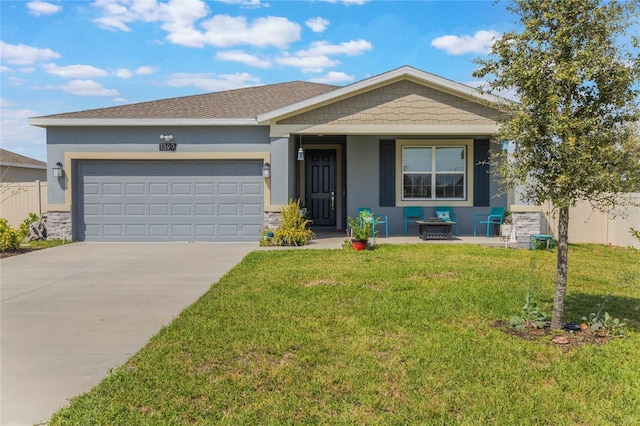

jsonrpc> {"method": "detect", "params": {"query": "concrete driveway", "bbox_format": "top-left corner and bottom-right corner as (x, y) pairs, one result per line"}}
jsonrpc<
(1, 242), (256, 426)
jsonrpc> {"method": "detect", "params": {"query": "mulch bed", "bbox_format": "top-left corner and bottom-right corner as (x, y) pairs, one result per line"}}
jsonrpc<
(492, 320), (613, 349)
(0, 249), (33, 259)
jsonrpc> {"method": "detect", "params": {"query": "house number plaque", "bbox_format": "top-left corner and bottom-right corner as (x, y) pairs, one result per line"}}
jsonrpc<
(159, 142), (177, 151)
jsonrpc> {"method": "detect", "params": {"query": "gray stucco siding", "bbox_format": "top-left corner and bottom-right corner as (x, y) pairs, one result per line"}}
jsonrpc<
(269, 136), (291, 206)
(46, 125), (271, 205)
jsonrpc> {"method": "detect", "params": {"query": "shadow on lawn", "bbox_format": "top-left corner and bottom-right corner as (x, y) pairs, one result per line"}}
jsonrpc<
(564, 293), (640, 332)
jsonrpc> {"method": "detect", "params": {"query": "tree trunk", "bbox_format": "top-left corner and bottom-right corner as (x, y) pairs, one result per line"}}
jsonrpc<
(551, 206), (570, 329)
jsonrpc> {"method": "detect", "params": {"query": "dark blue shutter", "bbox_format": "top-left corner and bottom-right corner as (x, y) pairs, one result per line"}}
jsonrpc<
(379, 139), (396, 207)
(473, 139), (491, 207)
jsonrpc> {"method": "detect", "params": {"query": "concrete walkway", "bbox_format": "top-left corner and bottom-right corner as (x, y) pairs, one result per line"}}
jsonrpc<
(1, 242), (256, 426)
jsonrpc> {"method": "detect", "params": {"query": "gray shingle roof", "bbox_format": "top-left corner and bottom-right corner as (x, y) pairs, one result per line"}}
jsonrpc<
(35, 81), (340, 120)
(0, 149), (46, 167)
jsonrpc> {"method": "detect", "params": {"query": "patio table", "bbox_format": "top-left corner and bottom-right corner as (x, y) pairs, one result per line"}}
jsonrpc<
(415, 219), (455, 240)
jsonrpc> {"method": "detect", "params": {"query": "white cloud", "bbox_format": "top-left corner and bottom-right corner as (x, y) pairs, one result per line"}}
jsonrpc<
(306, 17), (329, 33)
(27, 0), (62, 16)
(1, 65), (13, 73)
(51, 80), (120, 96)
(42, 63), (156, 79)
(134, 66), (156, 75)
(91, 0), (299, 49)
(216, 50), (271, 68)
(9, 76), (29, 86)
(0, 41), (61, 65)
(305, 39), (372, 56)
(200, 15), (300, 48)
(276, 39), (372, 72)
(431, 30), (500, 55)
(165, 72), (260, 91)
(276, 55), (338, 73)
(310, 71), (354, 84)
(0, 100), (47, 161)
(43, 63), (109, 78)
(115, 68), (133, 78)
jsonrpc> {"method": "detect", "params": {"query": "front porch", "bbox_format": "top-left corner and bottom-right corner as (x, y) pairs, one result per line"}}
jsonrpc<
(260, 230), (528, 250)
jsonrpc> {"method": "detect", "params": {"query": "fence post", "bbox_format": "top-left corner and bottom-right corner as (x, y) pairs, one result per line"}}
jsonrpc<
(36, 180), (42, 218)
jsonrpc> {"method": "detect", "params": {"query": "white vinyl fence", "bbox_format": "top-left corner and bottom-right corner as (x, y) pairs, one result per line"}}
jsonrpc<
(0, 181), (47, 227)
(539, 194), (640, 249)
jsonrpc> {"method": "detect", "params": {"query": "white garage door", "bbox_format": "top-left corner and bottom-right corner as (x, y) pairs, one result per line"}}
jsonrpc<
(74, 160), (263, 242)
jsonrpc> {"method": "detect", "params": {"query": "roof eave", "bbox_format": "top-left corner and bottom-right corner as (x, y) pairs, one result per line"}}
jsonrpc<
(28, 117), (260, 128)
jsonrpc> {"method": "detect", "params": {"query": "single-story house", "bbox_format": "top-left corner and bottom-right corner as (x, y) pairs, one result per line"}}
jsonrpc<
(0, 148), (47, 182)
(29, 65), (511, 242)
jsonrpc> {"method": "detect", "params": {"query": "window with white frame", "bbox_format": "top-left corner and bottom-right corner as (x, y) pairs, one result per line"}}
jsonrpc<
(402, 146), (466, 200)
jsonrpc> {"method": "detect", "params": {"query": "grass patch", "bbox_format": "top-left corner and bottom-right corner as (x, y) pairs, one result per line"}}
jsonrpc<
(50, 244), (640, 425)
(0, 239), (71, 258)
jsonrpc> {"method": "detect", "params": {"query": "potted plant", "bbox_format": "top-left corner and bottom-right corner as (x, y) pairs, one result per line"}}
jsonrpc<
(347, 210), (377, 250)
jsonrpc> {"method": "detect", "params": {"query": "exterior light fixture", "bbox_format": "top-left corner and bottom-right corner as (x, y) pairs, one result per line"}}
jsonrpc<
(52, 161), (63, 177)
(297, 135), (304, 161)
(262, 162), (271, 178)
(160, 134), (174, 142)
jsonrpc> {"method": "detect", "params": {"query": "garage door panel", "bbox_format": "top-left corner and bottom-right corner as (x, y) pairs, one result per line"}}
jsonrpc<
(126, 204), (146, 216)
(103, 183), (123, 195)
(196, 204), (215, 216)
(242, 182), (262, 195)
(75, 159), (263, 242)
(149, 183), (169, 195)
(103, 224), (124, 237)
(218, 183), (239, 195)
(102, 204), (123, 216)
(125, 224), (146, 237)
(126, 183), (145, 195)
(84, 183), (99, 195)
(242, 203), (263, 216)
(195, 183), (215, 195)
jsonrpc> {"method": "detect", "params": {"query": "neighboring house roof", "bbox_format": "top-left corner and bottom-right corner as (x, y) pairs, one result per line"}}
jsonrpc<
(0, 148), (46, 169)
(29, 66), (507, 128)
(29, 81), (339, 127)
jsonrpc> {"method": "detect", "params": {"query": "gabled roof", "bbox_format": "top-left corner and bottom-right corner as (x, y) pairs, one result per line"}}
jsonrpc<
(0, 148), (46, 168)
(29, 81), (339, 127)
(258, 66), (506, 123)
(29, 66), (506, 128)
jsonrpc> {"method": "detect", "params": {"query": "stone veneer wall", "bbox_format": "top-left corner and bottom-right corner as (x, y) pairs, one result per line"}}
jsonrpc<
(46, 211), (72, 240)
(511, 211), (541, 242)
(263, 211), (281, 229)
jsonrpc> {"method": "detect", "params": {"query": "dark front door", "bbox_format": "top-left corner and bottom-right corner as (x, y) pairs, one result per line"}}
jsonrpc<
(305, 149), (336, 226)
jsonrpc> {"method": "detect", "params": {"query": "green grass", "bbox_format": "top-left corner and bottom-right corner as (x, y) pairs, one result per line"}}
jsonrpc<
(50, 244), (640, 425)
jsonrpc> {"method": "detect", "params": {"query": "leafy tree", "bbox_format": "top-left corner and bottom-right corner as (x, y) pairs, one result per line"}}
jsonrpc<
(474, 0), (640, 328)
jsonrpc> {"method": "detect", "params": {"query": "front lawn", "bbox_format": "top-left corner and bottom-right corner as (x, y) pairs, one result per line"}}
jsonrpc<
(50, 244), (640, 425)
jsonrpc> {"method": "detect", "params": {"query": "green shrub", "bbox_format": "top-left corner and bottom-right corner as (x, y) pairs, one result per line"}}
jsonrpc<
(273, 199), (314, 246)
(0, 218), (22, 252)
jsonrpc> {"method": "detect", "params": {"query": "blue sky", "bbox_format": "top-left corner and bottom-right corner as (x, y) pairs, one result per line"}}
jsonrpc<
(1, 0), (517, 162)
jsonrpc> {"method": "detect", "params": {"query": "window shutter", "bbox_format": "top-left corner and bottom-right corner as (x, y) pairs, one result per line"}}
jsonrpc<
(473, 139), (490, 207)
(379, 139), (396, 207)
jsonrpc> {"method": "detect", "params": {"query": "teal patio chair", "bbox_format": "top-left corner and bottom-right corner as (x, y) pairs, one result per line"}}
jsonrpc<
(403, 206), (424, 235)
(359, 207), (389, 238)
(473, 207), (506, 237)
(434, 206), (459, 236)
